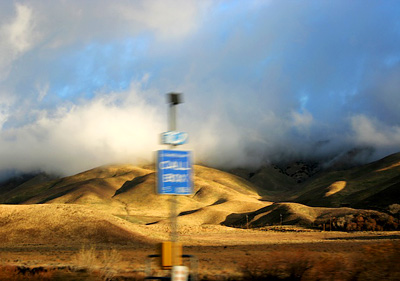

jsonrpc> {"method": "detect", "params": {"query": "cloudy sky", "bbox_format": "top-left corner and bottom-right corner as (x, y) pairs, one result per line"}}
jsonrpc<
(0, 0), (399, 175)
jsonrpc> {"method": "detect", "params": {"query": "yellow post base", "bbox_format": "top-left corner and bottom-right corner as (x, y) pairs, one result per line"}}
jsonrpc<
(161, 241), (182, 269)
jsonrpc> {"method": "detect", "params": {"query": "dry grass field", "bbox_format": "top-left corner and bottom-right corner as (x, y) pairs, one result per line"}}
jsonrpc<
(0, 155), (399, 280)
(0, 203), (399, 280)
(0, 228), (399, 280)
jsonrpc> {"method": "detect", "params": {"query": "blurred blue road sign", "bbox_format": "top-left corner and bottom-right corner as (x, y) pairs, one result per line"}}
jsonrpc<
(157, 150), (192, 195)
(161, 131), (188, 145)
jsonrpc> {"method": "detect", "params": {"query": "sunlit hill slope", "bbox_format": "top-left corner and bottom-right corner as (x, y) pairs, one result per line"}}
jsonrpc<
(290, 152), (400, 209)
(0, 153), (399, 244)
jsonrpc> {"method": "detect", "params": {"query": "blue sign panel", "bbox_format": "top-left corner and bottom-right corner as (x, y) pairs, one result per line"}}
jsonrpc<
(157, 150), (193, 195)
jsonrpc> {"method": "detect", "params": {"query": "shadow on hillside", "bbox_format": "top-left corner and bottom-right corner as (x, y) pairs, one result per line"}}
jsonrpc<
(113, 173), (154, 196)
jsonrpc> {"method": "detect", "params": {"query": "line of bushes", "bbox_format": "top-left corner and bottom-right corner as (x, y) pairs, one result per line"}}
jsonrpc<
(317, 212), (399, 231)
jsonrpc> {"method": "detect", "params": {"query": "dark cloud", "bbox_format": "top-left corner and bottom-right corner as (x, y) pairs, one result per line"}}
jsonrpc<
(0, 0), (399, 175)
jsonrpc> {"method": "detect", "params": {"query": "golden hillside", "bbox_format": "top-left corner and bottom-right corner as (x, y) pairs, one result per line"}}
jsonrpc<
(0, 204), (153, 245)
(0, 153), (399, 246)
(0, 164), (268, 224)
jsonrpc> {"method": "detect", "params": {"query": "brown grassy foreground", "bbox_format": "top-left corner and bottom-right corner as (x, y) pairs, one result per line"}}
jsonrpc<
(0, 204), (399, 280)
(0, 228), (399, 280)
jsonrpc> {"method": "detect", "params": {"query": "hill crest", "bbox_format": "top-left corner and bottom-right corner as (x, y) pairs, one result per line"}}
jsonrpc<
(0, 152), (398, 242)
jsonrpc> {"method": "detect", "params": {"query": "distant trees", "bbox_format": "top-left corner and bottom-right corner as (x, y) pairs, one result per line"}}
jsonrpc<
(388, 204), (400, 218)
(318, 212), (399, 231)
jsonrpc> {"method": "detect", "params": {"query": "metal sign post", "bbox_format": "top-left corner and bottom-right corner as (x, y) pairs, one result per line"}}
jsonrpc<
(156, 93), (193, 268)
(169, 94), (178, 245)
(168, 93), (180, 246)
(148, 93), (196, 280)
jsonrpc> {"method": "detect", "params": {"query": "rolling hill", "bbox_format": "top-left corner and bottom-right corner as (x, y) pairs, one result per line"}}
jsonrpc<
(0, 204), (153, 245)
(290, 152), (400, 210)
(0, 153), (399, 244)
(0, 164), (267, 224)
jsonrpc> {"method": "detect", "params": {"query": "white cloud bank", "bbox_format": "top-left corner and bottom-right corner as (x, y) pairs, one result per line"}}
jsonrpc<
(0, 0), (399, 175)
(350, 115), (400, 152)
(0, 86), (164, 175)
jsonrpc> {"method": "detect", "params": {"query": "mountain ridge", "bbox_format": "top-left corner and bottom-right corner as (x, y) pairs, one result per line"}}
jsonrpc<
(0, 152), (399, 235)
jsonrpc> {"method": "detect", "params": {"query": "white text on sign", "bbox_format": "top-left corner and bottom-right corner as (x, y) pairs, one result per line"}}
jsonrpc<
(162, 173), (189, 183)
(159, 161), (190, 170)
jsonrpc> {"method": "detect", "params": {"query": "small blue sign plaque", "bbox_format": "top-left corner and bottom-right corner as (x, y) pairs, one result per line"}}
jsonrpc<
(157, 150), (193, 195)
(161, 131), (188, 145)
